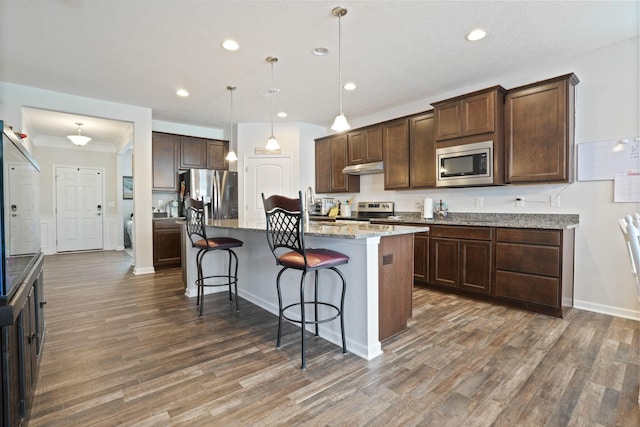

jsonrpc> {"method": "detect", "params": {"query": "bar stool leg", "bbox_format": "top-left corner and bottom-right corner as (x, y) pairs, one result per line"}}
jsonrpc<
(300, 272), (307, 370)
(231, 250), (240, 312)
(314, 271), (319, 337)
(276, 269), (285, 349)
(336, 268), (347, 354)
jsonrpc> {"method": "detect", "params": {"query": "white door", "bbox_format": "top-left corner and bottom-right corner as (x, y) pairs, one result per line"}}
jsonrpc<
(8, 164), (40, 255)
(245, 156), (292, 223)
(56, 167), (104, 252)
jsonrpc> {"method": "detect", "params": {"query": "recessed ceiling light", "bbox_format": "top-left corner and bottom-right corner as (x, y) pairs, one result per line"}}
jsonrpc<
(313, 47), (329, 56)
(277, 112), (288, 118)
(466, 29), (487, 41)
(176, 89), (189, 97)
(344, 82), (356, 91)
(222, 39), (239, 51)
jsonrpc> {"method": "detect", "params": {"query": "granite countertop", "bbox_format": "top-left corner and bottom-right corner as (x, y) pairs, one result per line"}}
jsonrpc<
(153, 216), (185, 221)
(370, 212), (580, 230)
(204, 219), (429, 240)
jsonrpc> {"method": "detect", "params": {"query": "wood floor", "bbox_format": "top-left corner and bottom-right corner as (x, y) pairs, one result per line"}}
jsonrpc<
(29, 251), (639, 426)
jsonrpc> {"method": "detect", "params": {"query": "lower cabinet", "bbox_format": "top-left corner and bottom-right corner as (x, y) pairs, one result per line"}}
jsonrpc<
(378, 234), (414, 341)
(495, 228), (574, 317)
(429, 225), (493, 295)
(153, 220), (182, 269)
(1, 255), (45, 427)
(413, 232), (429, 282)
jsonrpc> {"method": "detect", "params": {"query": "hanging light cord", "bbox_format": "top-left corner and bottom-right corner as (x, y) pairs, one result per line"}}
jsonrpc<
(270, 60), (275, 137)
(229, 87), (234, 144)
(337, 12), (343, 115)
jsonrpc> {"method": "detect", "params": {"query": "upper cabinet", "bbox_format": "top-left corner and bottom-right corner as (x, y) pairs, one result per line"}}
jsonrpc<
(505, 73), (579, 183)
(348, 125), (383, 164)
(152, 132), (179, 191)
(382, 118), (411, 190)
(153, 132), (229, 192)
(315, 135), (360, 194)
(433, 86), (505, 142)
(205, 139), (229, 170)
(409, 111), (436, 188)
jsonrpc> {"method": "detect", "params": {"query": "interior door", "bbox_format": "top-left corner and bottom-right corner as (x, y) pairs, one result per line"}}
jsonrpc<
(244, 156), (292, 224)
(56, 167), (104, 252)
(8, 164), (40, 255)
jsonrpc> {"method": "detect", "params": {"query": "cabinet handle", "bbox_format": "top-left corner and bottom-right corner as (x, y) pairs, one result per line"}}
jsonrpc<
(40, 301), (47, 308)
(28, 333), (38, 344)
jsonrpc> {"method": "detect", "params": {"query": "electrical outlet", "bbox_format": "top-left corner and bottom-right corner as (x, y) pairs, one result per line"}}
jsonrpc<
(550, 195), (560, 207)
(515, 196), (525, 207)
(475, 197), (483, 207)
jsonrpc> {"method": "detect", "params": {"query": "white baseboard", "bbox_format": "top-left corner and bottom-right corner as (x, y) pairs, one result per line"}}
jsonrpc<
(133, 267), (155, 275)
(574, 299), (640, 321)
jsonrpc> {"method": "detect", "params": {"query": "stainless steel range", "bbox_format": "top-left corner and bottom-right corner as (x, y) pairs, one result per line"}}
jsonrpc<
(356, 201), (395, 220)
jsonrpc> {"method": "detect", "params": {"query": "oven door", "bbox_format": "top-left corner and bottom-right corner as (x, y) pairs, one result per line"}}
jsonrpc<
(436, 141), (493, 187)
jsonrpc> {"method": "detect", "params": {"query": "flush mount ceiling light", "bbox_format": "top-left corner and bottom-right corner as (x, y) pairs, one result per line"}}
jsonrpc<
(466, 28), (487, 41)
(67, 122), (91, 146)
(331, 6), (350, 132)
(176, 89), (189, 97)
(277, 111), (288, 118)
(265, 56), (280, 151)
(344, 81), (356, 91)
(225, 85), (238, 162)
(222, 39), (239, 51)
(313, 47), (329, 56)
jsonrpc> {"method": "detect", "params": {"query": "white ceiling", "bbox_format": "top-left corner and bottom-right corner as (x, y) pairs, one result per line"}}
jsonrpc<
(2, 1), (638, 144)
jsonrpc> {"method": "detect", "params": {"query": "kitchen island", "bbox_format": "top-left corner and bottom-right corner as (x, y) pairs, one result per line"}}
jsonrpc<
(182, 219), (429, 361)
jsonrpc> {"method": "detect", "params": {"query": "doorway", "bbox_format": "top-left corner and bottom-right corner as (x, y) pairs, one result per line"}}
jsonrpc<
(244, 155), (292, 223)
(55, 166), (105, 252)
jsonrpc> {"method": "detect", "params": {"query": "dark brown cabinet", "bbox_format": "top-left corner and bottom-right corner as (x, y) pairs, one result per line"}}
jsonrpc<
(413, 232), (429, 282)
(152, 132), (179, 191)
(378, 234), (414, 341)
(495, 228), (574, 317)
(505, 73), (579, 183)
(314, 135), (359, 194)
(434, 86), (505, 142)
(179, 136), (206, 169)
(382, 118), (410, 189)
(348, 125), (382, 164)
(206, 139), (229, 170)
(429, 226), (493, 295)
(409, 111), (436, 188)
(153, 220), (182, 269)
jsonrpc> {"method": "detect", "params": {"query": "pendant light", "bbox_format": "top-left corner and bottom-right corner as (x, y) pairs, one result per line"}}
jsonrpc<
(265, 56), (280, 151)
(225, 85), (238, 162)
(331, 6), (350, 132)
(67, 122), (91, 146)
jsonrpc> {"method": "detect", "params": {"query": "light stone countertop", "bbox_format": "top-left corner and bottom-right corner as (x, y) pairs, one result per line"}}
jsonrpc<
(370, 212), (579, 230)
(203, 219), (429, 239)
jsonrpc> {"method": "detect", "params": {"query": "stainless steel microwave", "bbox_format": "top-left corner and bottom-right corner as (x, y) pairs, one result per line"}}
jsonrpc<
(436, 140), (493, 187)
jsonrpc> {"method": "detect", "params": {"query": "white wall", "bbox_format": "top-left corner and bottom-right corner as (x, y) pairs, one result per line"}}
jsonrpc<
(315, 37), (640, 319)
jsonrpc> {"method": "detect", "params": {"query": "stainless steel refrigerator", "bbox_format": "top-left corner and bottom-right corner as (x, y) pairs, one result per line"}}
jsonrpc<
(178, 169), (239, 220)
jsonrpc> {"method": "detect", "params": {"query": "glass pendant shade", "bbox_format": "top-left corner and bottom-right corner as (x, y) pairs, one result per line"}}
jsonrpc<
(68, 122), (91, 146)
(266, 135), (280, 151)
(331, 113), (350, 132)
(225, 150), (238, 162)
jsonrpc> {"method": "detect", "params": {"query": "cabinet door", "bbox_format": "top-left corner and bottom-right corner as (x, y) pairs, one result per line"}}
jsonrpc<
(413, 232), (429, 282)
(330, 134), (351, 193)
(430, 237), (459, 287)
(383, 118), (410, 189)
(505, 76), (575, 183)
(347, 130), (365, 165)
(153, 222), (182, 268)
(315, 138), (332, 193)
(434, 101), (462, 141)
(152, 133), (179, 191)
(459, 240), (492, 294)
(409, 111), (436, 188)
(179, 136), (206, 169)
(364, 125), (383, 162)
(206, 139), (229, 170)
(462, 91), (495, 136)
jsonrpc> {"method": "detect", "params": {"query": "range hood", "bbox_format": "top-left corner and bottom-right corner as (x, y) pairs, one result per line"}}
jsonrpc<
(342, 161), (384, 175)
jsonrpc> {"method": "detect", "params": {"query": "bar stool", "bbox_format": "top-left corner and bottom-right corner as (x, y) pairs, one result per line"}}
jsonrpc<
(185, 198), (243, 317)
(262, 191), (348, 369)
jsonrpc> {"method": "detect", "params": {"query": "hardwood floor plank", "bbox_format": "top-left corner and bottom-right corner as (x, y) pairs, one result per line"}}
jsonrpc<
(27, 251), (640, 426)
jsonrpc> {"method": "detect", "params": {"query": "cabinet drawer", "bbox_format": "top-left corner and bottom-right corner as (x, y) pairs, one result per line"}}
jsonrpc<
(495, 270), (559, 308)
(153, 219), (181, 230)
(431, 225), (492, 240)
(497, 228), (560, 246)
(496, 242), (559, 276)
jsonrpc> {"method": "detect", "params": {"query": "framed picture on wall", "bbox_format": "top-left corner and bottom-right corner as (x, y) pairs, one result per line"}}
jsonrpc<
(123, 176), (133, 199)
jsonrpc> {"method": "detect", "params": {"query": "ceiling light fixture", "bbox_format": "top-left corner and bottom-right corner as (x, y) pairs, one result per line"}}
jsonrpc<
(466, 29), (487, 41)
(313, 47), (329, 56)
(176, 89), (189, 97)
(222, 39), (239, 51)
(331, 6), (350, 132)
(265, 56), (280, 151)
(277, 112), (288, 118)
(67, 122), (91, 146)
(344, 82), (356, 91)
(225, 85), (238, 162)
